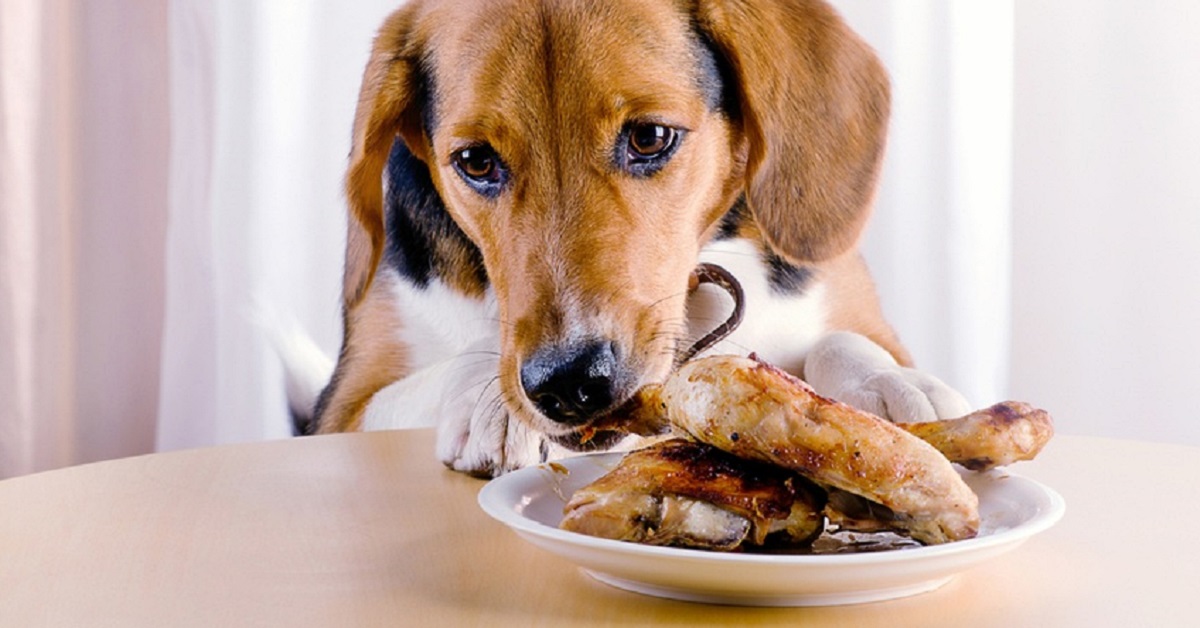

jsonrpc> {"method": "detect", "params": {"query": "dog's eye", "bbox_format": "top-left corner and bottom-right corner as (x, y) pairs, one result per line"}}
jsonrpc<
(628, 124), (675, 158)
(618, 122), (683, 177)
(452, 145), (507, 195)
(455, 147), (497, 179)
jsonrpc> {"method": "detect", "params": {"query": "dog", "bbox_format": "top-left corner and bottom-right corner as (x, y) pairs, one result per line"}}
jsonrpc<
(293, 0), (971, 477)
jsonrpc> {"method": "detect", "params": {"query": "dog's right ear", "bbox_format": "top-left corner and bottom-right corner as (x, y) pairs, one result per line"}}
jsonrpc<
(343, 5), (430, 310)
(694, 0), (890, 265)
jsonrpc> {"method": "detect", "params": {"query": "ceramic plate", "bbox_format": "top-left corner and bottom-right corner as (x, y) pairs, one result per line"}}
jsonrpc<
(478, 452), (1064, 607)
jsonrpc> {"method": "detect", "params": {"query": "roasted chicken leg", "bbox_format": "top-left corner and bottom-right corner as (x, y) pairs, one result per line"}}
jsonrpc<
(896, 401), (1054, 471)
(640, 355), (980, 544)
(560, 438), (826, 550)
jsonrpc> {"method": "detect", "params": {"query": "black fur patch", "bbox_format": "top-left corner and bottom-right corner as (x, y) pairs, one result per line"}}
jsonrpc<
(690, 28), (738, 116)
(713, 195), (749, 240)
(765, 251), (815, 295)
(711, 197), (814, 295)
(384, 140), (487, 290)
(417, 53), (438, 138)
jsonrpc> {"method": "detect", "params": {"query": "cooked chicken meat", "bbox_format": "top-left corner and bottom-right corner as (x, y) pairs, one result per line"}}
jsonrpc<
(560, 438), (826, 550)
(896, 401), (1054, 471)
(648, 355), (980, 545)
(605, 388), (1054, 476)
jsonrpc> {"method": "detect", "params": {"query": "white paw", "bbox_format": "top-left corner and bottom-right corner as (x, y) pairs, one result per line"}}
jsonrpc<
(804, 331), (970, 423)
(430, 356), (547, 477)
(436, 402), (547, 478)
(833, 368), (970, 423)
(360, 350), (548, 477)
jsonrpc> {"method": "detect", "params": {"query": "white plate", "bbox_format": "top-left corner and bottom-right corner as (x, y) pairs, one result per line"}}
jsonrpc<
(478, 452), (1065, 607)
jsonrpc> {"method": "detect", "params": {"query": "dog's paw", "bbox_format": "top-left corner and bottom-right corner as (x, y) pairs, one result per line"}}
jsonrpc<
(436, 403), (546, 478)
(804, 332), (970, 423)
(360, 350), (547, 477)
(831, 367), (970, 424)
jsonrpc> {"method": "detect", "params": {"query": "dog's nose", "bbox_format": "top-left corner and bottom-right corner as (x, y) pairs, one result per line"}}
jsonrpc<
(520, 340), (620, 425)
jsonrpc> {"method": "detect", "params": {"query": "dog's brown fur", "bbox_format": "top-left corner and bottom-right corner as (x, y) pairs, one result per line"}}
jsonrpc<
(316, 0), (904, 435)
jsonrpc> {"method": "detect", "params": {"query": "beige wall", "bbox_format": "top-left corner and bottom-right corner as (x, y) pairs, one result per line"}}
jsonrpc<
(1011, 0), (1200, 445)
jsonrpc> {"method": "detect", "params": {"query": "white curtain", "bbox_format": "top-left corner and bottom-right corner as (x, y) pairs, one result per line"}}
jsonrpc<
(157, 1), (398, 450)
(1, 0), (170, 477)
(837, 1), (1014, 408)
(1, 0), (77, 477)
(0, 0), (1012, 478)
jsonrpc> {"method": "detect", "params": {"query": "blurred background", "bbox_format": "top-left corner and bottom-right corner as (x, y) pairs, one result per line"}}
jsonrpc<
(2, 0), (1198, 478)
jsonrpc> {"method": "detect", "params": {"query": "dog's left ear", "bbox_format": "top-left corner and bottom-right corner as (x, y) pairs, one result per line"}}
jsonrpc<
(695, 0), (890, 263)
(342, 5), (430, 309)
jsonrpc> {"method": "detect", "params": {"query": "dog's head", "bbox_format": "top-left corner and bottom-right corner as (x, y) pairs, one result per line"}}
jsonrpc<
(342, 0), (889, 442)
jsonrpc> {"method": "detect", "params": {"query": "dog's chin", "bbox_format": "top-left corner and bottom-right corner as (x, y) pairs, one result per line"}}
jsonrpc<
(516, 414), (625, 452)
(518, 407), (631, 453)
(546, 426), (628, 452)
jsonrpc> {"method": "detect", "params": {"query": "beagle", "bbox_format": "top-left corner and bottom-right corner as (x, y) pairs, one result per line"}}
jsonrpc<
(298, 0), (971, 477)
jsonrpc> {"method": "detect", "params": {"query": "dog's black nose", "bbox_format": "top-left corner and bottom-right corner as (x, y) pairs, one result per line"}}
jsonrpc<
(520, 340), (620, 425)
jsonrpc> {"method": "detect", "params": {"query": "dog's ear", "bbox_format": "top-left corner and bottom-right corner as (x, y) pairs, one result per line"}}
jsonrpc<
(343, 6), (430, 309)
(695, 0), (890, 263)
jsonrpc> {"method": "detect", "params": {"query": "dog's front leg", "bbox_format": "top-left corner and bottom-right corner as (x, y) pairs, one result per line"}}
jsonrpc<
(436, 400), (547, 478)
(803, 331), (971, 423)
(361, 349), (546, 477)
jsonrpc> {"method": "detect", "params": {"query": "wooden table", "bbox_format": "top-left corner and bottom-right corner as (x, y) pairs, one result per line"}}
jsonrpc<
(0, 429), (1196, 626)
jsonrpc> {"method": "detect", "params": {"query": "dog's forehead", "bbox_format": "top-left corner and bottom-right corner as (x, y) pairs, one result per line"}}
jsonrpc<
(419, 0), (713, 143)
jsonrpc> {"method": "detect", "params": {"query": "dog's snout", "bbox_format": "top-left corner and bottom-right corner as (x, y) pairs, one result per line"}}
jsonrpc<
(519, 341), (621, 425)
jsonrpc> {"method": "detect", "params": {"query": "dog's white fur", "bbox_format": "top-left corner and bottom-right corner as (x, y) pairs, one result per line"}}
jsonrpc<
(693, 239), (829, 370)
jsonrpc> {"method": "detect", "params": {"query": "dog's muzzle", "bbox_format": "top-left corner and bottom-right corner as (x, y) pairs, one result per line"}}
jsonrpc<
(521, 264), (744, 448)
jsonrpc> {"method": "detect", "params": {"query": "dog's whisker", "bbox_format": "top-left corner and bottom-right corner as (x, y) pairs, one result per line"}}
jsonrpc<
(646, 288), (692, 313)
(445, 360), (502, 382)
(457, 349), (502, 357)
(486, 317), (518, 330)
(471, 378), (505, 417)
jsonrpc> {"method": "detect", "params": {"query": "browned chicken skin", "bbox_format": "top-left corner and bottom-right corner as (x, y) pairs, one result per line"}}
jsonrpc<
(560, 438), (826, 550)
(896, 401), (1054, 471)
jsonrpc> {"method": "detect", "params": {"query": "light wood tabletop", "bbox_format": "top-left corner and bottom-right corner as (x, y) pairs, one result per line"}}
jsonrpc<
(0, 428), (1196, 626)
